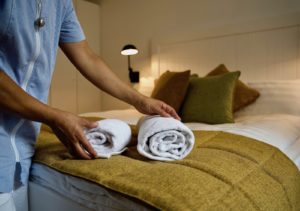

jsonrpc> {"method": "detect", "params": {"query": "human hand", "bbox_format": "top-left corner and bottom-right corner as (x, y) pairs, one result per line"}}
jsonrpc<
(135, 97), (181, 120)
(49, 110), (98, 159)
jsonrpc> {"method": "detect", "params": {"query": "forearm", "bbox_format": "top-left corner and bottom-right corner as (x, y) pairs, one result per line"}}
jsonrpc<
(60, 41), (146, 107)
(0, 70), (59, 125)
(60, 41), (180, 120)
(81, 56), (145, 105)
(0, 70), (98, 159)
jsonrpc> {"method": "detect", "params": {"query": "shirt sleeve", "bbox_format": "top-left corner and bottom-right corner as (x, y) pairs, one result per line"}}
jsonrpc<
(0, 1), (14, 38)
(59, 0), (85, 43)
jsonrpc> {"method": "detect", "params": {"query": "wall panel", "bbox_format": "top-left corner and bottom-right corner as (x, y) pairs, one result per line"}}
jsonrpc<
(49, 0), (101, 114)
(152, 25), (300, 82)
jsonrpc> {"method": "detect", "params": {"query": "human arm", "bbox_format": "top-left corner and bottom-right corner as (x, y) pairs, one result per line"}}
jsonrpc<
(0, 70), (97, 159)
(59, 40), (180, 120)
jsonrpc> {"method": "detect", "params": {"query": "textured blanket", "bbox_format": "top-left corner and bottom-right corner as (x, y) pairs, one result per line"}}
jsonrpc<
(34, 120), (300, 211)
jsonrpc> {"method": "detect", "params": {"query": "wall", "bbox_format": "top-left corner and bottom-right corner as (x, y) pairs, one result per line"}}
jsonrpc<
(155, 25), (300, 82)
(49, 0), (101, 114)
(100, 0), (300, 110)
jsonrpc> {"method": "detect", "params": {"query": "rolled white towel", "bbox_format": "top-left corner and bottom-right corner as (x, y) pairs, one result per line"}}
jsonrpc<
(137, 116), (195, 161)
(85, 119), (131, 158)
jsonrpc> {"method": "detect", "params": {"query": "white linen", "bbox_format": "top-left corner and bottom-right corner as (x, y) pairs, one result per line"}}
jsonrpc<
(235, 80), (300, 117)
(137, 116), (195, 161)
(81, 109), (300, 169)
(186, 114), (300, 170)
(85, 119), (131, 158)
(80, 109), (144, 125)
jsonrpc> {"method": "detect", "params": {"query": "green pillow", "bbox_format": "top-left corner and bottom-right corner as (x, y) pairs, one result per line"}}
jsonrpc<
(180, 71), (240, 124)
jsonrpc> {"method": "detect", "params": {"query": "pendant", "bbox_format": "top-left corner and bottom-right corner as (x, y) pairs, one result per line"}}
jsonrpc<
(36, 17), (45, 28)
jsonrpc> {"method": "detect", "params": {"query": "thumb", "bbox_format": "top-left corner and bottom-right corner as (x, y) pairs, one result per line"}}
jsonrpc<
(83, 119), (98, 129)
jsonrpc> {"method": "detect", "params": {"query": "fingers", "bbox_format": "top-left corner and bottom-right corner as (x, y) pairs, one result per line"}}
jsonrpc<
(70, 122), (97, 159)
(51, 116), (98, 159)
(68, 135), (97, 159)
(142, 98), (181, 120)
(73, 142), (93, 160)
(80, 119), (98, 158)
(69, 118), (98, 159)
(160, 103), (181, 120)
(158, 110), (171, 118)
(167, 106), (181, 120)
(83, 120), (98, 129)
(77, 132), (98, 158)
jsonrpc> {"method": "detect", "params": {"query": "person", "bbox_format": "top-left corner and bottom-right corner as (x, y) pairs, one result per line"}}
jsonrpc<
(0, 1), (179, 211)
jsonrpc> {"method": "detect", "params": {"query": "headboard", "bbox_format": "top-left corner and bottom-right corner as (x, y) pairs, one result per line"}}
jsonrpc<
(150, 13), (300, 82)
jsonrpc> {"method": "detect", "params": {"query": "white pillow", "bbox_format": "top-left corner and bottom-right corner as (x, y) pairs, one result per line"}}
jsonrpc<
(235, 80), (300, 117)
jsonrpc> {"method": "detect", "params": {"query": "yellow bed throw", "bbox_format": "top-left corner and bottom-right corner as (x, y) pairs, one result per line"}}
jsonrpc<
(34, 122), (300, 211)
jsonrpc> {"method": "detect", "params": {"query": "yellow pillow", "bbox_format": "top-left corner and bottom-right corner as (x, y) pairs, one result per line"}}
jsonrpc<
(206, 64), (260, 112)
(151, 70), (191, 112)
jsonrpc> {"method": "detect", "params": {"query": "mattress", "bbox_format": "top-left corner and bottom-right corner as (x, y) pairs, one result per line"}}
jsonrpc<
(30, 109), (300, 210)
(30, 163), (154, 211)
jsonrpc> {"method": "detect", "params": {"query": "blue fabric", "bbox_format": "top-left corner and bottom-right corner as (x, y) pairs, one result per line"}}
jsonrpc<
(0, 0), (85, 192)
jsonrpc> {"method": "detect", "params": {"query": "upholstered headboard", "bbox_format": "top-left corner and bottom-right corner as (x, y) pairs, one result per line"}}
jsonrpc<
(150, 13), (300, 82)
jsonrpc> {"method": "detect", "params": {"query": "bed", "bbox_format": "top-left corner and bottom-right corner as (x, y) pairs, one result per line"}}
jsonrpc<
(29, 109), (300, 211)
(29, 18), (300, 211)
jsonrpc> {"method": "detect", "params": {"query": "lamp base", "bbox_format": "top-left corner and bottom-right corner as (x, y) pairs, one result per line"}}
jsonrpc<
(129, 71), (139, 83)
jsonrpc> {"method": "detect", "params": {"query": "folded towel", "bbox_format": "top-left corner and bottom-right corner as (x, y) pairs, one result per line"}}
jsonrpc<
(137, 116), (195, 161)
(85, 119), (131, 158)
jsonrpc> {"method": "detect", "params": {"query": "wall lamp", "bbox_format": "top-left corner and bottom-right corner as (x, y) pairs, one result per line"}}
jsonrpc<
(121, 44), (140, 83)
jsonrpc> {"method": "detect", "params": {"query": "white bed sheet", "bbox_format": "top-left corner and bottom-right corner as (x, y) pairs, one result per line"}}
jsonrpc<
(30, 109), (300, 210)
(186, 114), (300, 170)
(80, 109), (144, 125)
(82, 109), (300, 170)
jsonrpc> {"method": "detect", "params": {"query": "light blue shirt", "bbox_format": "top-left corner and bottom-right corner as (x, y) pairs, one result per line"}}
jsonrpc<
(0, 0), (85, 192)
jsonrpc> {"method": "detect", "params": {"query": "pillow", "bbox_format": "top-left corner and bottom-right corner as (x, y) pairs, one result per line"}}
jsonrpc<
(180, 71), (240, 124)
(235, 80), (300, 117)
(151, 70), (191, 112)
(206, 64), (260, 112)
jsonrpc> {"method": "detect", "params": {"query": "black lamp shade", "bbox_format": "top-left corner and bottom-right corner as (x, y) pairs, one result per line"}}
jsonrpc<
(121, 44), (138, 55)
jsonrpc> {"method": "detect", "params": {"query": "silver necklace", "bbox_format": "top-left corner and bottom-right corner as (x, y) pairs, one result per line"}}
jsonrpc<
(35, 0), (45, 28)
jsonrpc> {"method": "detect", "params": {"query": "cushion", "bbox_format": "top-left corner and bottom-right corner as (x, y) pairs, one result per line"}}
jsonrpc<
(151, 70), (191, 112)
(235, 80), (300, 117)
(206, 64), (260, 112)
(180, 71), (240, 124)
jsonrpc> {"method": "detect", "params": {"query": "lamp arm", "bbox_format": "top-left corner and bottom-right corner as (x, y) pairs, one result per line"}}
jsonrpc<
(125, 53), (139, 83)
(127, 55), (133, 72)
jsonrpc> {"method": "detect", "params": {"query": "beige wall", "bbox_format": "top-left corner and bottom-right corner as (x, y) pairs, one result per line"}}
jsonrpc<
(100, 0), (300, 110)
(49, 0), (101, 114)
(50, 0), (300, 112)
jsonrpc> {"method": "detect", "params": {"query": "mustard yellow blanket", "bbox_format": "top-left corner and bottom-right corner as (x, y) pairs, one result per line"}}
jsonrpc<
(34, 122), (300, 211)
